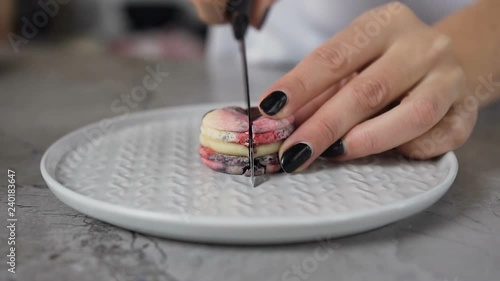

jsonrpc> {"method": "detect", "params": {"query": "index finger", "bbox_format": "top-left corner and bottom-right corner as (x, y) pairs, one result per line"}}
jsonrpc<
(258, 5), (400, 119)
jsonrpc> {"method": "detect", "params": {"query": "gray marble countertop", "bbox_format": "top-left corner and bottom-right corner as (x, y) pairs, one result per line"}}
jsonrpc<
(1, 47), (499, 281)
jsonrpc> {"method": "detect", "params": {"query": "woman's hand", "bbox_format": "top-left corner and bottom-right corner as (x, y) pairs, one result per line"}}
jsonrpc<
(258, 2), (477, 173)
(0, 0), (13, 38)
(189, 0), (275, 28)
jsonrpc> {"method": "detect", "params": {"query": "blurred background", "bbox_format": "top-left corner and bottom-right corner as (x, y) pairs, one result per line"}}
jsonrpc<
(0, 0), (286, 112)
(0, 0), (286, 158)
(0, 0), (206, 60)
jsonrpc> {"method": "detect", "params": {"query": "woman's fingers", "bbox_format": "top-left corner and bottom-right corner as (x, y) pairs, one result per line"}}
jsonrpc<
(397, 101), (477, 159)
(293, 84), (342, 127)
(190, 0), (274, 27)
(294, 74), (357, 126)
(258, 4), (401, 119)
(278, 35), (445, 173)
(333, 67), (464, 161)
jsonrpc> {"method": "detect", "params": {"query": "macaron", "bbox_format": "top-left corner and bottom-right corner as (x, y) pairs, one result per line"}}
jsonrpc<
(199, 106), (294, 176)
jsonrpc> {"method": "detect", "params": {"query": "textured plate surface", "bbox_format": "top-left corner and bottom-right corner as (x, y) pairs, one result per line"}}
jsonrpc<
(41, 103), (459, 244)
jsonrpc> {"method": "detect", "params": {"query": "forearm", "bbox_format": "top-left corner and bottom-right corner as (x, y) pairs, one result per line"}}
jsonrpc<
(434, 0), (500, 106)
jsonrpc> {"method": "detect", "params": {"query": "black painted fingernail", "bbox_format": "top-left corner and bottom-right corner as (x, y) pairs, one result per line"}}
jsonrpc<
(258, 7), (271, 29)
(260, 91), (287, 116)
(321, 139), (345, 158)
(280, 143), (313, 173)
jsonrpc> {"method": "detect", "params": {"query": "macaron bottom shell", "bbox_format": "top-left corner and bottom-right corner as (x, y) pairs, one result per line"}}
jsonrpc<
(199, 146), (282, 176)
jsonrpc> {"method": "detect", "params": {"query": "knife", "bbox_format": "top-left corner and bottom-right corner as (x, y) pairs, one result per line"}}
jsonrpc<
(226, 0), (257, 187)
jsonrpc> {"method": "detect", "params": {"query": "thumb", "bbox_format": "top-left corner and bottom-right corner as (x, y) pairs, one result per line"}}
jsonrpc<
(190, 0), (229, 24)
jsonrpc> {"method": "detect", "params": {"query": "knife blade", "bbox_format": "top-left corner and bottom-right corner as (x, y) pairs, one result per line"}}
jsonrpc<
(239, 39), (256, 187)
(227, 0), (257, 187)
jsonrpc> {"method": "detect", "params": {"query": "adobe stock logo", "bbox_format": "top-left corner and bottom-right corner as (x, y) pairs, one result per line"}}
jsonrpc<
(281, 239), (340, 281)
(8, 0), (71, 54)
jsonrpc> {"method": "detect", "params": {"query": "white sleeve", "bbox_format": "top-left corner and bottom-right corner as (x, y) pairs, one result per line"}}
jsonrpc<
(206, 0), (474, 66)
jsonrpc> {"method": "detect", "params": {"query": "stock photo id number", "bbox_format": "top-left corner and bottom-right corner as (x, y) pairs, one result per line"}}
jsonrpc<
(6, 169), (17, 274)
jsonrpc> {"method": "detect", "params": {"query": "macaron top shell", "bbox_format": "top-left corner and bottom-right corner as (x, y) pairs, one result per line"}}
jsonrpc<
(202, 107), (295, 133)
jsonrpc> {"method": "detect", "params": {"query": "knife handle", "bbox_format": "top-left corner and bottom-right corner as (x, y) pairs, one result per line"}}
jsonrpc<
(226, 0), (252, 40)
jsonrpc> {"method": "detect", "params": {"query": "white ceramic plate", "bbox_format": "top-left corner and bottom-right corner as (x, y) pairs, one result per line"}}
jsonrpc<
(41, 103), (459, 244)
